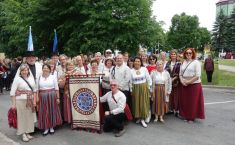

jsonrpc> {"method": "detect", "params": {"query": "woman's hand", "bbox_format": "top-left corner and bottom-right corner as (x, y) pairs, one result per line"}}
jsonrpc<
(56, 98), (60, 104)
(105, 111), (110, 116)
(181, 80), (188, 86)
(11, 104), (16, 109)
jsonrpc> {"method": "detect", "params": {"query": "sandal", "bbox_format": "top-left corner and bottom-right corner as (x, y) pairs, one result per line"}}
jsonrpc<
(22, 134), (29, 142)
(26, 134), (33, 140)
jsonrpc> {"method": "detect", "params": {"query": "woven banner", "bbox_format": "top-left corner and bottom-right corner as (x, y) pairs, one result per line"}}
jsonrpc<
(69, 76), (100, 131)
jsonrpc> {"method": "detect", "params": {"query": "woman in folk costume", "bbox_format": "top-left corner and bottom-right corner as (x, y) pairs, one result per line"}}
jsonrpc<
(101, 57), (115, 95)
(145, 54), (158, 123)
(63, 61), (79, 123)
(151, 61), (172, 122)
(165, 49), (181, 116)
(57, 54), (68, 121)
(101, 57), (115, 112)
(74, 55), (88, 75)
(146, 55), (158, 74)
(179, 48), (205, 123)
(37, 64), (62, 136)
(131, 57), (152, 128)
(10, 64), (36, 142)
(87, 59), (102, 76)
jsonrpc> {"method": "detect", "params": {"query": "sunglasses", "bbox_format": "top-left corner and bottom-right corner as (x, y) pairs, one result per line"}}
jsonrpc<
(186, 52), (192, 55)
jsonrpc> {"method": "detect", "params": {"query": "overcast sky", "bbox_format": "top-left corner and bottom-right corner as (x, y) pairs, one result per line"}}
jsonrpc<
(152, 0), (217, 31)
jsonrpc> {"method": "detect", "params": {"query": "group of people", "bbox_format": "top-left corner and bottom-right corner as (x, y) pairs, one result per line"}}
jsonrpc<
(0, 57), (22, 94)
(8, 47), (205, 141)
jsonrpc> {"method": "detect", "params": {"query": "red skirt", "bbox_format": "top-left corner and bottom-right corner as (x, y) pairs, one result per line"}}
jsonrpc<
(63, 90), (72, 123)
(179, 83), (205, 120)
(169, 84), (182, 111)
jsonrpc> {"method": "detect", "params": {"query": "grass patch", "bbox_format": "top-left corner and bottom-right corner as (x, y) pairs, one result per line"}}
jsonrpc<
(218, 70), (235, 87)
(201, 63), (219, 85)
(219, 59), (235, 67)
(201, 62), (235, 87)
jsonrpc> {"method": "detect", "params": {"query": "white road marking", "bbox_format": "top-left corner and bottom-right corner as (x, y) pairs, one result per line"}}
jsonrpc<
(205, 100), (235, 105)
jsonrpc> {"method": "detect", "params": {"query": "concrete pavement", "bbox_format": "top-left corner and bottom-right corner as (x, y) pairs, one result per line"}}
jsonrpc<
(218, 64), (235, 72)
(0, 88), (235, 145)
(0, 132), (20, 145)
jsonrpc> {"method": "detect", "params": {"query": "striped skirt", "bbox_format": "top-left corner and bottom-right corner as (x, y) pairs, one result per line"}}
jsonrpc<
(38, 89), (62, 129)
(152, 84), (168, 116)
(131, 83), (150, 119)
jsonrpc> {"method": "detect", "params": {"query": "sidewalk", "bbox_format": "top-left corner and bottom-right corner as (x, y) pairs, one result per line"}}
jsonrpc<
(0, 132), (20, 145)
(218, 64), (235, 72)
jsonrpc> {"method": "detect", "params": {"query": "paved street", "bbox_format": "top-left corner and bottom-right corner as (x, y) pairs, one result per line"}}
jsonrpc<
(0, 87), (235, 145)
(219, 65), (235, 72)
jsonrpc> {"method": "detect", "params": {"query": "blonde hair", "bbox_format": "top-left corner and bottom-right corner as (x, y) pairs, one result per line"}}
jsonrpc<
(19, 63), (30, 77)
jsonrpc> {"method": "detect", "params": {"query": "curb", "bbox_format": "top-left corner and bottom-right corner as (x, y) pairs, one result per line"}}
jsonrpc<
(202, 85), (235, 90)
(0, 132), (20, 145)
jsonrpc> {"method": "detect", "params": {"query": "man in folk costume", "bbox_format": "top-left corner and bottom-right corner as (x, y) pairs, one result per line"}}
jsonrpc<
(111, 54), (132, 114)
(24, 51), (42, 82)
(16, 26), (42, 83)
(100, 80), (126, 137)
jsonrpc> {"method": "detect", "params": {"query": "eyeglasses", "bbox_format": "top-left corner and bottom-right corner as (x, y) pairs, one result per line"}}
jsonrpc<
(186, 52), (192, 55)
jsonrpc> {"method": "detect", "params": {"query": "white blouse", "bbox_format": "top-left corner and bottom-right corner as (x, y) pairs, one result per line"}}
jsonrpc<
(10, 76), (36, 100)
(151, 70), (172, 94)
(101, 66), (114, 89)
(170, 61), (176, 71)
(112, 64), (132, 91)
(180, 60), (201, 83)
(75, 66), (86, 75)
(100, 90), (126, 115)
(37, 74), (59, 90)
(131, 67), (152, 88)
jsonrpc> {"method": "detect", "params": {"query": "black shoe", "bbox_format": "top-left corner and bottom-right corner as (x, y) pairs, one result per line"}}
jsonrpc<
(174, 112), (179, 117)
(114, 129), (126, 137)
(49, 128), (55, 135)
(42, 132), (49, 136)
(49, 131), (54, 135)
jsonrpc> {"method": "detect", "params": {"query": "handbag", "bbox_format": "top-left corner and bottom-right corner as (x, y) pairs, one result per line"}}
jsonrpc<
(8, 108), (17, 129)
(112, 94), (133, 121)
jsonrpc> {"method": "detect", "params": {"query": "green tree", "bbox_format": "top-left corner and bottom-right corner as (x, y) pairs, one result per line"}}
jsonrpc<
(198, 27), (211, 51)
(0, 0), (165, 57)
(0, 0), (38, 57)
(212, 11), (227, 52)
(167, 13), (211, 52)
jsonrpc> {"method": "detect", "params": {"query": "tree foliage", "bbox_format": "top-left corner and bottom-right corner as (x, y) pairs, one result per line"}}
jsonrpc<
(166, 13), (211, 52)
(0, 0), (165, 57)
(212, 11), (227, 52)
(212, 9), (235, 53)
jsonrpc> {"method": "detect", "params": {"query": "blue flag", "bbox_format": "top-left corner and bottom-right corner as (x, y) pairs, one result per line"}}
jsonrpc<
(27, 26), (34, 51)
(53, 29), (58, 53)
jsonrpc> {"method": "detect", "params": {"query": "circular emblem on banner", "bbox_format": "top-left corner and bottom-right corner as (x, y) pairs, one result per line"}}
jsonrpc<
(72, 88), (97, 115)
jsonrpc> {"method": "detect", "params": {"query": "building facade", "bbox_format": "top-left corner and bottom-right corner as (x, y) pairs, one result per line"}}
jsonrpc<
(216, 0), (235, 16)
